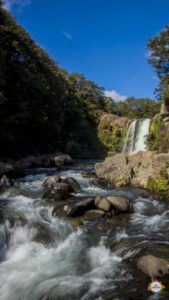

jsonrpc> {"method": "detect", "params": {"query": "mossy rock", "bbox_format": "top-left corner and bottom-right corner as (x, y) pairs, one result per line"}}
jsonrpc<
(147, 177), (169, 193)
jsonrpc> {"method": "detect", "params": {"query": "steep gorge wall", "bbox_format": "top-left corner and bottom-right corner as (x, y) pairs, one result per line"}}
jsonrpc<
(98, 113), (131, 155)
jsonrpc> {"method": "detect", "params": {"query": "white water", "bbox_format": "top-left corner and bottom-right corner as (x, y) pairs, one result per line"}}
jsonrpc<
(123, 119), (151, 154)
(0, 164), (169, 299)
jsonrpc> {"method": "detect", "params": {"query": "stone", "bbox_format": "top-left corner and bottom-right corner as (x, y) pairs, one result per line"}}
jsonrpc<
(62, 177), (81, 192)
(82, 209), (105, 220)
(64, 198), (95, 217)
(95, 153), (131, 187)
(0, 175), (10, 188)
(95, 150), (169, 190)
(43, 182), (71, 201)
(91, 178), (107, 188)
(0, 163), (25, 179)
(54, 154), (73, 168)
(160, 103), (169, 117)
(137, 255), (169, 277)
(42, 176), (61, 189)
(95, 197), (111, 212)
(163, 116), (169, 123)
(107, 196), (131, 213)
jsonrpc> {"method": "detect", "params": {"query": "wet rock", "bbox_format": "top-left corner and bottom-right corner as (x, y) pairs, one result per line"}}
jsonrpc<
(107, 196), (131, 213)
(54, 154), (73, 168)
(33, 223), (56, 245)
(69, 219), (83, 229)
(16, 153), (73, 170)
(16, 155), (55, 169)
(52, 201), (69, 217)
(0, 175), (11, 194)
(91, 178), (108, 188)
(95, 197), (111, 212)
(62, 177), (81, 193)
(137, 255), (169, 277)
(82, 209), (105, 220)
(42, 175), (61, 189)
(0, 187), (31, 198)
(0, 175), (11, 188)
(0, 163), (25, 179)
(5, 211), (28, 227)
(82, 171), (96, 179)
(64, 198), (95, 217)
(43, 191), (61, 203)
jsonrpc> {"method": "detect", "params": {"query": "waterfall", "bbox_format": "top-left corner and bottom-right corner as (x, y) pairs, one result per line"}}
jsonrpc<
(123, 119), (151, 154)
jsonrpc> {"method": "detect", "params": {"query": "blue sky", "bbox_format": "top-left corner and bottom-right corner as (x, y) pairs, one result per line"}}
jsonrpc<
(3, 0), (169, 100)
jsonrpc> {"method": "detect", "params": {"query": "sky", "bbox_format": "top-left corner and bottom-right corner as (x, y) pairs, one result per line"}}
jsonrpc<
(3, 0), (169, 101)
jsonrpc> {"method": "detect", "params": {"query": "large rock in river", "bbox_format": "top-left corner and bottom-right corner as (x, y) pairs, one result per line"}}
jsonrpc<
(107, 196), (131, 213)
(95, 151), (169, 189)
(137, 255), (169, 277)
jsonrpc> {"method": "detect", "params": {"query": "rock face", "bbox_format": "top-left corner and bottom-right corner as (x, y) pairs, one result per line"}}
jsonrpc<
(95, 151), (169, 189)
(160, 103), (169, 117)
(98, 113), (131, 154)
(137, 255), (169, 277)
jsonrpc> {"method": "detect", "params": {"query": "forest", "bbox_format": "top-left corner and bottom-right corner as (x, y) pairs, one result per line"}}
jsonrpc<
(0, 4), (168, 158)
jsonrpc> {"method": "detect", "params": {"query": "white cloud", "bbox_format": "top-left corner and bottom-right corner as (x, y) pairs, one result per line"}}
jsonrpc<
(104, 90), (127, 102)
(62, 31), (72, 40)
(3, 0), (31, 12)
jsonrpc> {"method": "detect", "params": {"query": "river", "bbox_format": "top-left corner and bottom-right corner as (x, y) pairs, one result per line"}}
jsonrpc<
(0, 160), (169, 300)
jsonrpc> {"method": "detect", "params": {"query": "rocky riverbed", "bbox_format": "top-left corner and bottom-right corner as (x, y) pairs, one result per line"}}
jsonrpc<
(0, 160), (169, 299)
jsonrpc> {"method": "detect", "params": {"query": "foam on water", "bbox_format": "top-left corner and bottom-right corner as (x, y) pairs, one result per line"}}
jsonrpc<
(0, 164), (169, 299)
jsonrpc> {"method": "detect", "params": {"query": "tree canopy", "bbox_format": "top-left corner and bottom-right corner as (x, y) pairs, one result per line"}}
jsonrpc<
(148, 26), (169, 104)
(113, 97), (160, 118)
(0, 7), (109, 158)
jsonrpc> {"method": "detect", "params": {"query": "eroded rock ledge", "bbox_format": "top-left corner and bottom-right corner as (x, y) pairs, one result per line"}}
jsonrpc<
(95, 151), (169, 191)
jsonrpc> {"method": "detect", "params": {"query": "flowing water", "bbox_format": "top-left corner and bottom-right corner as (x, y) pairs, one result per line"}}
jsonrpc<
(0, 161), (169, 300)
(123, 119), (151, 154)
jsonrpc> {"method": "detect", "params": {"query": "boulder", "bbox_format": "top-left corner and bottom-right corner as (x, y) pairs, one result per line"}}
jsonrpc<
(137, 255), (169, 277)
(42, 176), (61, 189)
(82, 209), (105, 220)
(0, 163), (25, 179)
(95, 153), (131, 187)
(95, 197), (111, 212)
(54, 154), (73, 168)
(95, 151), (169, 190)
(62, 177), (81, 193)
(0, 175), (10, 188)
(91, 178), (108, 188)
(16, 153), (73, 170)
(107, 196), (131, 213)
(64, 198), (95, 217)
(43, 182), (71, 202)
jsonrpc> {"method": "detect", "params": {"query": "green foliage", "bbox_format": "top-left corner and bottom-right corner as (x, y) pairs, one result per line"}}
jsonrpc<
(147, 114), (162, 150)
(0, 7), (109, 158)
(98, 116), (128, 153)
(147, 177), (169, 192)
(148, 26), (169, 103)
(114, 97), (161, 118)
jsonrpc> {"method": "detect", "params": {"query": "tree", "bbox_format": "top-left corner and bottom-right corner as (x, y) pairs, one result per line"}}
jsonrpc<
(148, 26), (169, 104)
